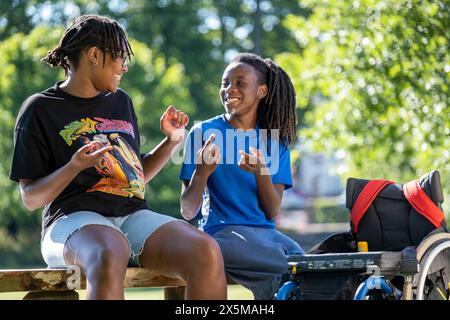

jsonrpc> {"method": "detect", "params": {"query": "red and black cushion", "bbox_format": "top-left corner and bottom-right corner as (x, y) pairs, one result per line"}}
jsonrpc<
(346, 170), (446, 251)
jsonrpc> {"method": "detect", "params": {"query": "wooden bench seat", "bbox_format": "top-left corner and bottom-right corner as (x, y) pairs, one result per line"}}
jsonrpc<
(0, 268), (187, 300)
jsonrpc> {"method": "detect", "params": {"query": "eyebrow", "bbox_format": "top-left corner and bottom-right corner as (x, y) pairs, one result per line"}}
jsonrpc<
(222, 75), (247, 81)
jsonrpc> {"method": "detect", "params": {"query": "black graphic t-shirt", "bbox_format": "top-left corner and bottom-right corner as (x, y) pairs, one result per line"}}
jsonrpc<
(10, 82), (149, 238)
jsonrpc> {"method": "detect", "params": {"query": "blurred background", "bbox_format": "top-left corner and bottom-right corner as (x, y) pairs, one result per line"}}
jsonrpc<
(0, 0), (449, 272)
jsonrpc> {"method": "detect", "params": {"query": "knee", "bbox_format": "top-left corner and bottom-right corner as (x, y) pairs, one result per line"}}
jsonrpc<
(85, 245), (129, 277)
(188, 233), (224, 271)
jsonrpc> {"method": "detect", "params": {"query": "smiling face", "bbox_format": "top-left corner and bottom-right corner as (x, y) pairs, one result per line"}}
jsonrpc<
(89, 48), (129, 93)
(219, 62), (267, 117)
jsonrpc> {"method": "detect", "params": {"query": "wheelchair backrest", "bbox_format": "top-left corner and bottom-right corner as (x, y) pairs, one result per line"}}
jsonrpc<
(346, 170), (445, 251)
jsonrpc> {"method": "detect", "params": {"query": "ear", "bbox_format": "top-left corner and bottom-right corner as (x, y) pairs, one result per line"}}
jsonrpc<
(257, 84), (268, 99)
(86, 46), (100, 66)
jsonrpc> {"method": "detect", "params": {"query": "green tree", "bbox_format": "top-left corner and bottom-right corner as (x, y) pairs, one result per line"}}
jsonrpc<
(49, 0), (307, 124)
(280, 0), (450, 214)
(1, 0), (36, 40)
(0, 27), (64, 266)
(0, 0), (81, 40)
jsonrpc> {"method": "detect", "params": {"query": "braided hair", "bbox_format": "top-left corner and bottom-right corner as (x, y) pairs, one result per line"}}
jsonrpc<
(42, 15), (133, 76)
(230, 53), (297, 146)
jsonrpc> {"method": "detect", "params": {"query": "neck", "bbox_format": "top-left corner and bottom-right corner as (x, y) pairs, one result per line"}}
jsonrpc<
(60, 72), (101, 98)
(225, 110), (257, 131)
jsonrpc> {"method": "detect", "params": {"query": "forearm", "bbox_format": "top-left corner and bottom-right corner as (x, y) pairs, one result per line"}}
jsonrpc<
(255, 174), (282, 220)
(180, 171), (209, 220)
(20, 162), (80, 211)
(142, 137), (181, 183)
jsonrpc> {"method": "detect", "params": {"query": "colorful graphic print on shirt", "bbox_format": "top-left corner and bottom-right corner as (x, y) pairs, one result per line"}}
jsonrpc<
(59, 117), (145, 199)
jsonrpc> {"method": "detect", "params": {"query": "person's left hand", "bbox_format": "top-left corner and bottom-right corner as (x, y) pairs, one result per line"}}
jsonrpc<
(160, 105), (189, 142)
(238, 147), (270, 176)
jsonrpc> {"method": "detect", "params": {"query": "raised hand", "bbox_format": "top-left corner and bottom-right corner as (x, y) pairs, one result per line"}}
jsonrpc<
(160, 105), (189, 142)
(196, 133), (221, 177)
(70, 141), (113, 172)
(238, 146), (270, 175)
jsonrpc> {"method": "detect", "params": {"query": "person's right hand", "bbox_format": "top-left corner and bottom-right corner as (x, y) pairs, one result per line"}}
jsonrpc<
(69, 141), (113, 172)
(196, 134), (221, 177)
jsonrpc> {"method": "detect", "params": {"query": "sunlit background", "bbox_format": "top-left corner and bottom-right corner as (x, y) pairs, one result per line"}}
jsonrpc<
(0, 0), (448, 285)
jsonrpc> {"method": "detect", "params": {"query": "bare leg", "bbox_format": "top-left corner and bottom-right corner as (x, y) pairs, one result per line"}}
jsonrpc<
(64, 225), (130, 300)
(139, 220), (227, 300)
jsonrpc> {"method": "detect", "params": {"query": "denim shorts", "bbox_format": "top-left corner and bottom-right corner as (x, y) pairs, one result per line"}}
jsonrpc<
(41, 209), (176, 268)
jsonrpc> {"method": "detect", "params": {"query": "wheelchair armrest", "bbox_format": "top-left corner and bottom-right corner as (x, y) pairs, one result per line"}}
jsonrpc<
(287, 251), (403, 274)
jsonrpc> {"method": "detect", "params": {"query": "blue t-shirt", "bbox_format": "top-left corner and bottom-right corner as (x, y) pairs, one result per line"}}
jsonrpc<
(179, 114), (292, 235)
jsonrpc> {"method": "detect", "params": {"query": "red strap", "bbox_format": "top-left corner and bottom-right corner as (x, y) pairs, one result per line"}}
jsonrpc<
(350, 180), (395, 233)
(403, 180), (445, 228)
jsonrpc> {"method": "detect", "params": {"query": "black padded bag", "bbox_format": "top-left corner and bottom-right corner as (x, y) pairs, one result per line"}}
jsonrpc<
(346, 170), (445, 251)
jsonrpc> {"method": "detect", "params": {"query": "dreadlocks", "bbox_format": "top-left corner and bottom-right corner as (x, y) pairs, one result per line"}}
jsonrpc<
(230, 53), (297, 147)
(42, 15), (133, 76)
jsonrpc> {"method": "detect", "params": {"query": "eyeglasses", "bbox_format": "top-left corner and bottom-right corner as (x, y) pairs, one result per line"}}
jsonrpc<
(104, 48), (129, 68)
(116, 55), (129, 68)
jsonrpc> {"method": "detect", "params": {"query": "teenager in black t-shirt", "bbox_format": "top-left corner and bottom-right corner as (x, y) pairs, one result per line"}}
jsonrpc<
(9, 15), (227, 300)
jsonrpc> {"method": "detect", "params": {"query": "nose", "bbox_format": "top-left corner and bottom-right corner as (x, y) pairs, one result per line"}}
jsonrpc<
(225, 83), (236, 95)
(122, 64), (128, 73)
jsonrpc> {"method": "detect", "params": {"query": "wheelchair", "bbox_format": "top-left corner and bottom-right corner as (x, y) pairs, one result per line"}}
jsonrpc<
(276, 170), (450, 300)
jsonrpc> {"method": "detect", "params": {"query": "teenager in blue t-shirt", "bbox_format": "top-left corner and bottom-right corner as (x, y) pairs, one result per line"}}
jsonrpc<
(180, 53), (304, 300)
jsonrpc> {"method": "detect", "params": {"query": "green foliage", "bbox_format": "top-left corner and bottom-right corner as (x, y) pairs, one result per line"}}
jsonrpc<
(0, 27), (64, 243)
(0, 0), (38, 40)
(0, 228), (42, 268)
(281, 0), (450, 214)
(101, 0), (308, 120)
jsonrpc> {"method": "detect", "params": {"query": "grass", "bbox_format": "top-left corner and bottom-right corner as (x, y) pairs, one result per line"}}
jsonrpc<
(0, 285), (254, 300)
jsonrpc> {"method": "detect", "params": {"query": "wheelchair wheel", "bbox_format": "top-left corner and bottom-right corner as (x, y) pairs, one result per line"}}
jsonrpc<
(416, 234), (450, 300)
(276, 281), (302, 300)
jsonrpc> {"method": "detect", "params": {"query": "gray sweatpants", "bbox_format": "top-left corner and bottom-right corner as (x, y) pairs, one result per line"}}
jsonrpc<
(212, 225), (304, 300)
